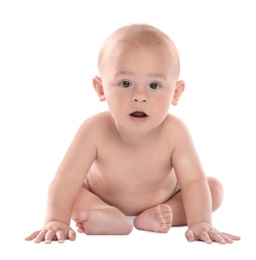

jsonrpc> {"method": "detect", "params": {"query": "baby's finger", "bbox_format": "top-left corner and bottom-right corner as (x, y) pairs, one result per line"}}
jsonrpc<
(45, 229), (56, 244)
(25, 231), (40, 241)
(199, 232), (212, 244)
(185, 229), (195, 242)
(68, 228), (76, 241)
(56, 230), (65, 243)
(34, 230), (47, 243)
(208, 231), (227, 244)
(222, 232), (241, 241)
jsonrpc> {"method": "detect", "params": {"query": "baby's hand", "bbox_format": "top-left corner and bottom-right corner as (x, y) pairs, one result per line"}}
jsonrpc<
(25, 221), (76, 244)
(185, 222), (240, 244)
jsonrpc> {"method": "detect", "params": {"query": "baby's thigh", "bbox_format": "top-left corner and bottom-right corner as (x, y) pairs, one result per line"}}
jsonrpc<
(72, 185), (112, 216)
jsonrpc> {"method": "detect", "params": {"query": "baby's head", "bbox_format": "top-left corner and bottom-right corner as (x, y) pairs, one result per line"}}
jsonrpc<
(97, 24), (180, 80)
(93, 23), (185, 125)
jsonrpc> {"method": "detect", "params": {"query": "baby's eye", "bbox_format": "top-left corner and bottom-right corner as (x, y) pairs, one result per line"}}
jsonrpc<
(121, 81), (132, 88)
(149, 82), (160, 89)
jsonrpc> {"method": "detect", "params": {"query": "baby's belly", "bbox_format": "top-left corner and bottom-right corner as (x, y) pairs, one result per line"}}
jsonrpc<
(105, 191), (174, 215)
(86, 172), (178, 215)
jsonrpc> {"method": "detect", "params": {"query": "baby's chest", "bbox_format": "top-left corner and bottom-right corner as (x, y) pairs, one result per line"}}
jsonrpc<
(96, 146), (172, 181)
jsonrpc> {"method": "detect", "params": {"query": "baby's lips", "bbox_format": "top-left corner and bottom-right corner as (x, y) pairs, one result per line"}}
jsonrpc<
(130, 111), (148, 118)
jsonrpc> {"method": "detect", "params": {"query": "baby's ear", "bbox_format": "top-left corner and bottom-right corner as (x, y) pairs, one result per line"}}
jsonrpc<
(172, 80), (185, 106)
(93, 76), (106, 102)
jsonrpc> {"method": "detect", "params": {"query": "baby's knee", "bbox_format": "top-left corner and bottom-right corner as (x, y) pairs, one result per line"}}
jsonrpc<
(207, 176), (224, 211)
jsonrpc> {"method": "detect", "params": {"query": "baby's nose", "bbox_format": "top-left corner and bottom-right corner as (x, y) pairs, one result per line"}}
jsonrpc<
(131, 94), (148, 103)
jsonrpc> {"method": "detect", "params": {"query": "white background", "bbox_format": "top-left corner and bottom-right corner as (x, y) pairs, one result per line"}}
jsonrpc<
(0, 0), (255, 259)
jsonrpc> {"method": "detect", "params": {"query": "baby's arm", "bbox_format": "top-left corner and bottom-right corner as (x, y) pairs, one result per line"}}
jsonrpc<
(171, 119), (240, 244)
(25, 120), (97, 243)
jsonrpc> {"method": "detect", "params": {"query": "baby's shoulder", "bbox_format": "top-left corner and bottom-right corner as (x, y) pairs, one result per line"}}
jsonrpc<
(164, 114), (189, 132)
(163, 114), (193, 145)
(79, 111), (113, 134)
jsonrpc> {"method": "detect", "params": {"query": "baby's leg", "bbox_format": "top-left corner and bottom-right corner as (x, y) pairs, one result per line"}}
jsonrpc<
(134, 204), (173, 233)
(72, 187), (133, 235)
(162, 176), (224, 226)
(134, 176), (223, 232)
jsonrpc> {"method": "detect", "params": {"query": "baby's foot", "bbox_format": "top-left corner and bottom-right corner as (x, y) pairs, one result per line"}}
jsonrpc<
(75, 208), (133, 235)
(134, 204), (173, 233)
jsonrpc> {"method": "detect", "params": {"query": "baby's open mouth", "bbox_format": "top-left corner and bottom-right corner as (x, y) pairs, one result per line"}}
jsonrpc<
(130, 112), (148, 118)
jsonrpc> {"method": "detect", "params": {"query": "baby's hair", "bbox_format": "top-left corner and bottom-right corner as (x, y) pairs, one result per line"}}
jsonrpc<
(98, 23), (180, 77)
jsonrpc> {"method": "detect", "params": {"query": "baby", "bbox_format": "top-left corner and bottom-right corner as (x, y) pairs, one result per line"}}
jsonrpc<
(25, 23), (240, 244)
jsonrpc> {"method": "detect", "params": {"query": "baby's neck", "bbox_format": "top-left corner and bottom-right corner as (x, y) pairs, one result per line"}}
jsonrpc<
(115, 124), (162, 147)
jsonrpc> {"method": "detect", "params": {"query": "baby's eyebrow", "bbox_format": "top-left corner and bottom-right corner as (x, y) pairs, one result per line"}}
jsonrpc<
(114, 71), (166, 79)
(147, 73), (166, 79)
(113, 71), (133, 77)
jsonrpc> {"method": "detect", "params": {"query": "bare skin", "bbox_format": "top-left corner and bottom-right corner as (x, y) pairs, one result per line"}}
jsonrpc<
(25, 24), (240, 244)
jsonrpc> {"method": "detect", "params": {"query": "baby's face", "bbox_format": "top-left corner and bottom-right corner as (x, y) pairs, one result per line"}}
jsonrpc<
(99, 41), (180, 133)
